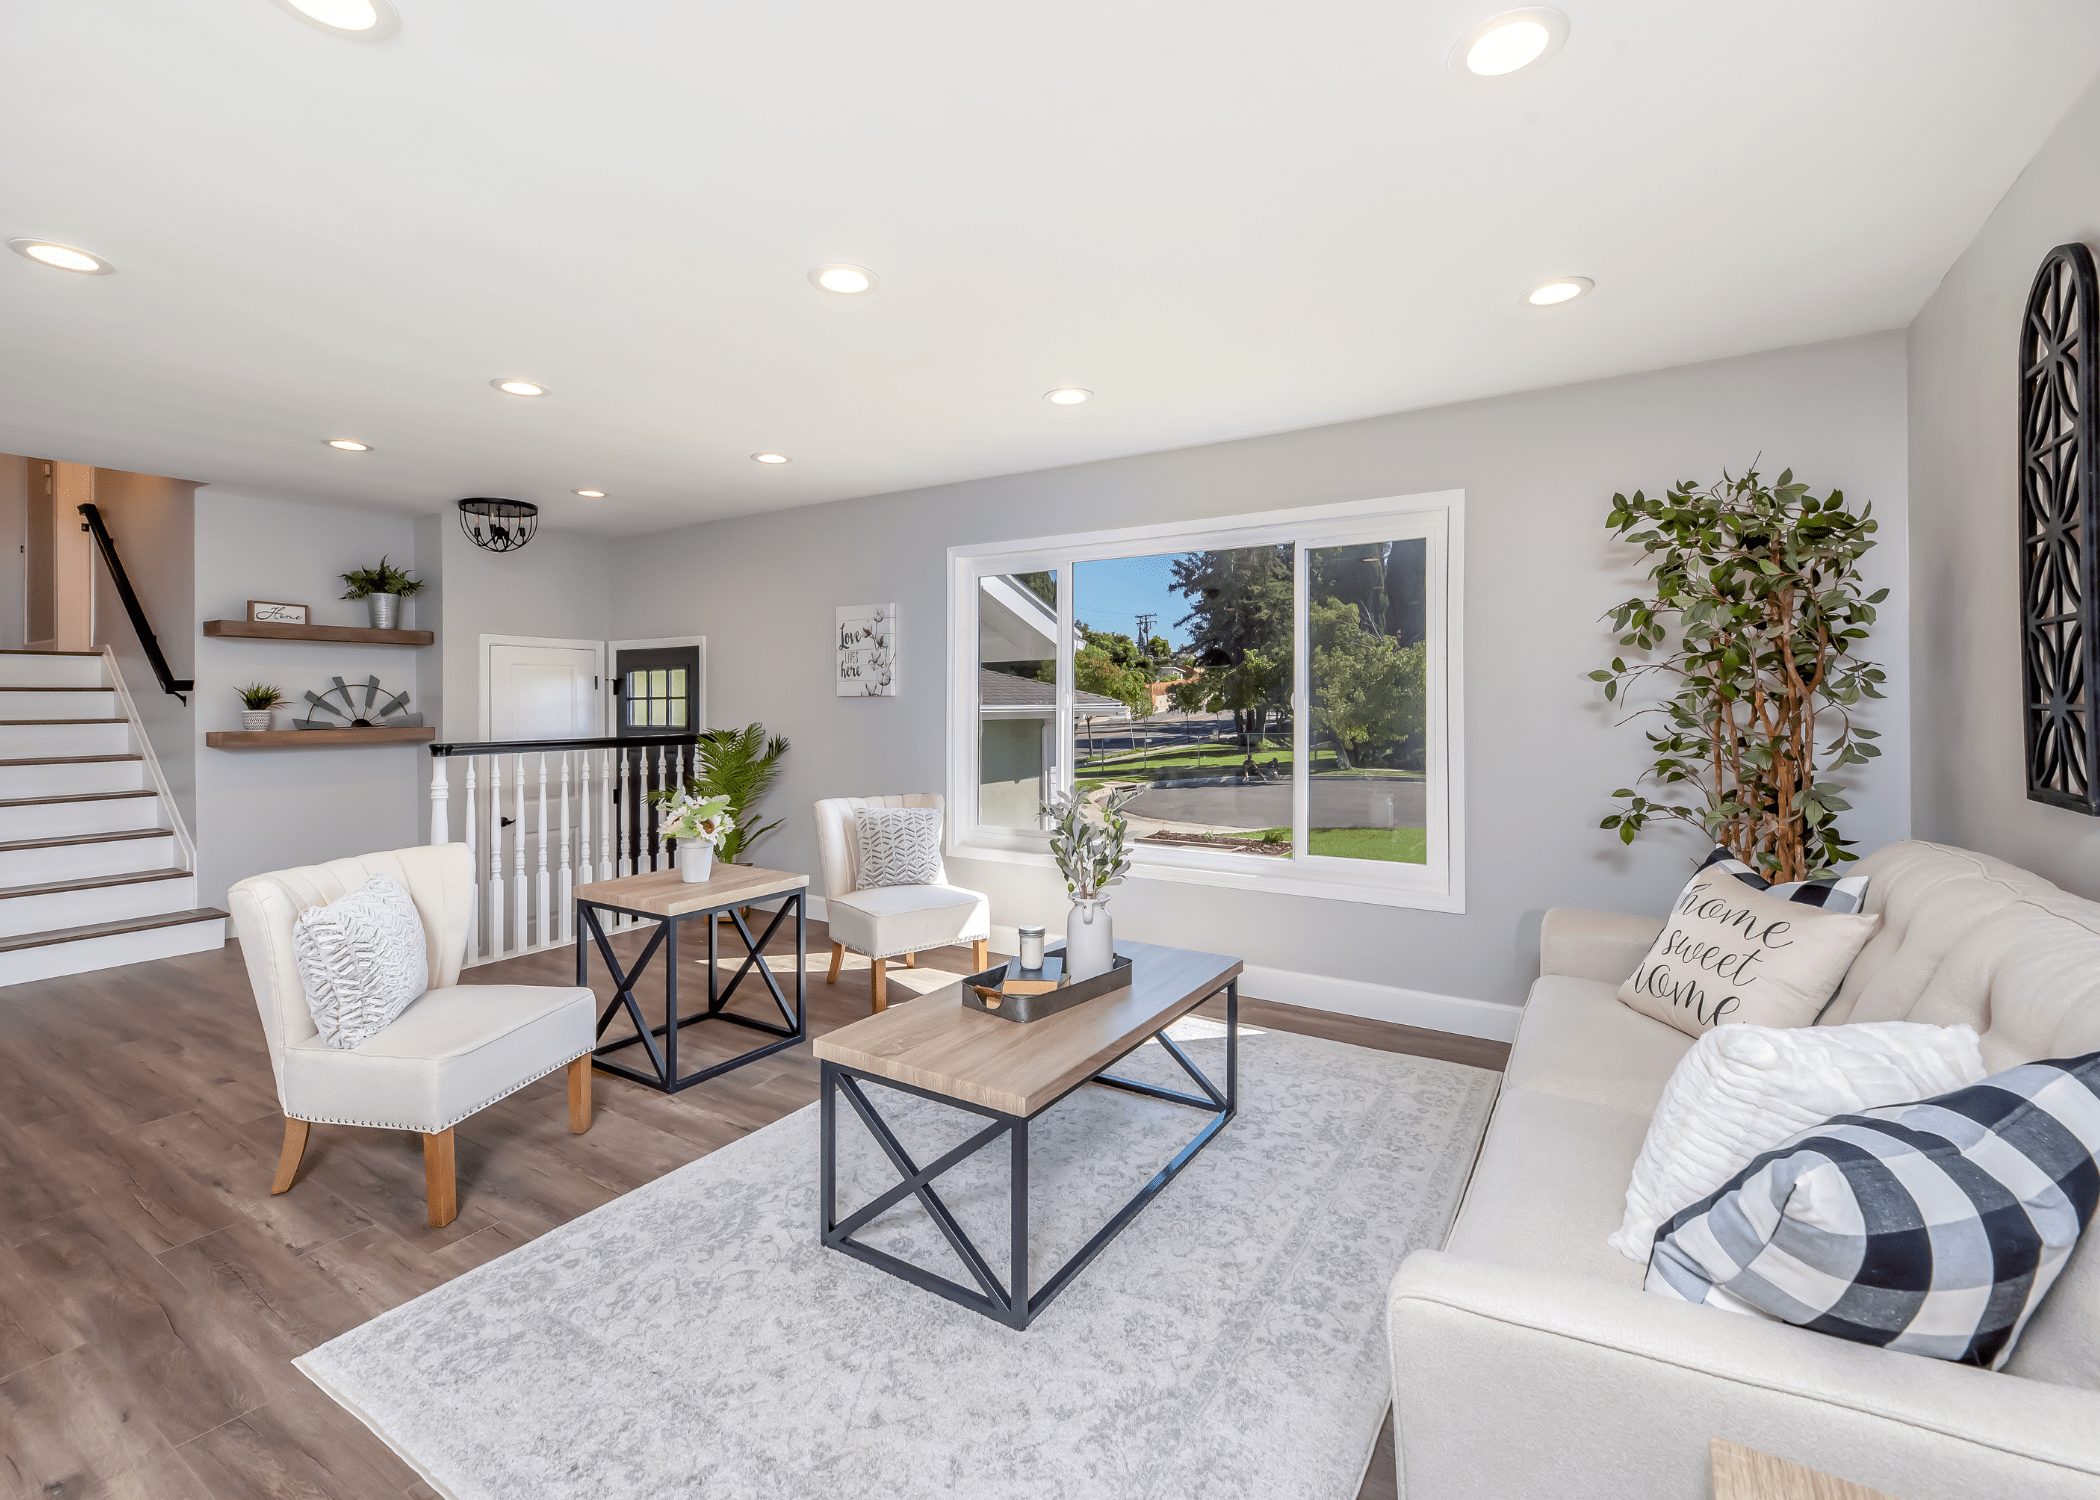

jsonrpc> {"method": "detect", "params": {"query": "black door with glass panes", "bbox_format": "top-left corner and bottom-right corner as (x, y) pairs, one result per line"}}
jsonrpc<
(613, 646), (700, 869)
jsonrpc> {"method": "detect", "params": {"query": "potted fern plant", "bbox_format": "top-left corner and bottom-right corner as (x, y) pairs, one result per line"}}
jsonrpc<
(691, 723), (790, 865)
(339, 555), (424, 630)
(1592, 466), (1886, 881)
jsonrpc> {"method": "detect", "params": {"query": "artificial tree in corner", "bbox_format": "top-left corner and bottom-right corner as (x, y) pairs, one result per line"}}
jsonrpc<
(1592, 467), (1887, 882)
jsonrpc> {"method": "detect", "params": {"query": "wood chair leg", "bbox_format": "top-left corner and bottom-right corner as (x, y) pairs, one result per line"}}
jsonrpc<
(871, 955), (887, 1013)
(827, 942), (844, 984)
(902, 950), (916, 968)
(271, 1116), (309, 1195)
(423, 1127), (457, 1227)
(567, 1055), (593, 1134)
(973, 938), (989, 971)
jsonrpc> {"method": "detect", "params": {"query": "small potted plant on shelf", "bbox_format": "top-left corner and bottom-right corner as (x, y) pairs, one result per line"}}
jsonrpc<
(339, 555), (424, 630)
(655, 789), (735, 883)
(236, 683), (283, 731)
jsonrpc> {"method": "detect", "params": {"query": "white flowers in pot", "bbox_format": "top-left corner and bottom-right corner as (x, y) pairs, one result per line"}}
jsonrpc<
(655, 789), (735, 883)
(1042, 785), (1141, 980)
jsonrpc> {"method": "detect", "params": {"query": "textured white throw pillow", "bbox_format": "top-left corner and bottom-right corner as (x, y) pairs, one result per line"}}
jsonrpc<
(1619, 868), (1880, 1037)
(293, 874), (430, 1050)
(855, 806), (944, 888)
(1608, 1020), (1986, 1262)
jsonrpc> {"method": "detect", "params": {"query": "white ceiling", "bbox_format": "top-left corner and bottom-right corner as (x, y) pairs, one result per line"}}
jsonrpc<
(3, 1), (2097, 536)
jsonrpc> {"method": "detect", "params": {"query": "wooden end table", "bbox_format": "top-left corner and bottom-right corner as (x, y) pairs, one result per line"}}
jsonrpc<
(574, 864), (808, 1094)
(813, 939), (1242, 1329)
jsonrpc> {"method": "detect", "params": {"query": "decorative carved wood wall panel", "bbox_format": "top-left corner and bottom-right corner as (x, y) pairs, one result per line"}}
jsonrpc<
(2020, 242), (2100, 814)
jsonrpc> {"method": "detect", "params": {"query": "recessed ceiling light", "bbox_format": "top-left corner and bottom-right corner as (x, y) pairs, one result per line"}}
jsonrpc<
(492, 379), (547, 397)
(8, 238), (114, 275)
(573, 489), (605, 498)
(1044, 388), (1092, 406)
(1451, 8), (1569, 78)
(809, 265), (877, 295)
(269, 0), (399, 39)
(325, 439), (371, 451)
(1525, 276), (1593, 306)
(751, 452), (791, 465)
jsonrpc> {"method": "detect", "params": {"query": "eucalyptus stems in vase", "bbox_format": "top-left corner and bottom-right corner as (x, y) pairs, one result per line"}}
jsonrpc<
(1042, 785), (1141, 980)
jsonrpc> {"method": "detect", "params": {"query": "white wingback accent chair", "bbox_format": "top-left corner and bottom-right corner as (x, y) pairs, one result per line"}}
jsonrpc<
(814, 794), (990, 1012)
(227, 842), (596, 1228)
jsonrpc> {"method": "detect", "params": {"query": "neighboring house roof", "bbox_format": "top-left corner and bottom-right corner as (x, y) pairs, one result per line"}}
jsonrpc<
(979, 667), (1125, 713)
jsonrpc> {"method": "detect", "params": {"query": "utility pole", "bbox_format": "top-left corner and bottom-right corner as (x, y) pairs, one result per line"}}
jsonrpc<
(1134, 612), (1156, 651)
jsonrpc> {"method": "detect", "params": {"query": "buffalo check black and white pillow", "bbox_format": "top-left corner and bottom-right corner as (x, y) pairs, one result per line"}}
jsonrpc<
(1647, 1051), (2100, 1368)
(1684, 844), (1870, 914)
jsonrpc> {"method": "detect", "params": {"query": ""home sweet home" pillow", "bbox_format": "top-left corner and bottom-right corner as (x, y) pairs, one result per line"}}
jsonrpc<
(1618, 868), (1879, 1038)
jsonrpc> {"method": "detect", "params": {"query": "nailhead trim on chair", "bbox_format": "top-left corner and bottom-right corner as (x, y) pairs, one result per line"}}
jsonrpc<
(286, 1047), (593, 1133)
(842, 937), (993, 963)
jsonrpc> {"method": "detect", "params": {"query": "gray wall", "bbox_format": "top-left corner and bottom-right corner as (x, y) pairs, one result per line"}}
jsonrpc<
(192, 490), (426, 905)
(91, 467), (198, 836)
(0, 455), (24, 650)
(1909, 74), (2100, 894)
(610, 332), (1912, 1022)
(431, 520), (613, 742)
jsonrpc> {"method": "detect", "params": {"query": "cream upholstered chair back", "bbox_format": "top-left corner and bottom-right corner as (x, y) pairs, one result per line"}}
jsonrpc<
(813, 794), (947, 898)
(227, 843), (474, 1100)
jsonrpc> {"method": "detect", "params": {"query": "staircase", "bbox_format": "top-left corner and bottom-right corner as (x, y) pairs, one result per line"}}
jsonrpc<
(0, 649), (226, 984)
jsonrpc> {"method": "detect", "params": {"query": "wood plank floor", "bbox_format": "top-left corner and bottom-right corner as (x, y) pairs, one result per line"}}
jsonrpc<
(0, 921), (1505, 1499)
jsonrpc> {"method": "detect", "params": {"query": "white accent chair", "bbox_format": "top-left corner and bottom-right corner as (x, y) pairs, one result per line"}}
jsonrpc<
(228, 842), (596, 1228)
(814, 794), (991, 1012)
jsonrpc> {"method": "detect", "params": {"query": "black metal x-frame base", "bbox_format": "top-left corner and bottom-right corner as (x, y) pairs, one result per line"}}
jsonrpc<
(820, 978), (1236, 1329)
(576, 890), (806, 1093)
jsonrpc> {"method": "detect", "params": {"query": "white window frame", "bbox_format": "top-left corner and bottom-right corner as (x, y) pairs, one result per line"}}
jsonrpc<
(945, 490), (1465, 912)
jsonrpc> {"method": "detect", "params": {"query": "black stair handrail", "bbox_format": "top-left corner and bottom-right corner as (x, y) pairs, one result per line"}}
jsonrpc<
(430, 733), (700, 757)
(77, 503), (193, 703)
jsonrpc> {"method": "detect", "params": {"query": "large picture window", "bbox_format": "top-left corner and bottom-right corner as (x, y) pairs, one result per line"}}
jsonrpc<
(947, 492), (1463, 910)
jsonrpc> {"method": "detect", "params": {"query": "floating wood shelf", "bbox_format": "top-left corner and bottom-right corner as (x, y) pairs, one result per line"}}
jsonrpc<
(206, 728), (437, 749)
(202, 620), (434, 646)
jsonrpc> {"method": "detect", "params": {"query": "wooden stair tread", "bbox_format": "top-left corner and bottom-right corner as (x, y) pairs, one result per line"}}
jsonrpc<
(0, 907), (228, 954)
(0, 829), (170, 853)
(0, 868), (191, 900)
(0, 649), (102, 656)
(0, 753), (143, 767)
(0, 790), (157, 808)
(0, 718), (128, 725)
(0, 686), (108, 691)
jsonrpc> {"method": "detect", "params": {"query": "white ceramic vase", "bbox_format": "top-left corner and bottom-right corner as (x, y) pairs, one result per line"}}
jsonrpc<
(241, 710), (271, 731)
(680, 843), (715, 884)
(1064, 897), (1114, 980)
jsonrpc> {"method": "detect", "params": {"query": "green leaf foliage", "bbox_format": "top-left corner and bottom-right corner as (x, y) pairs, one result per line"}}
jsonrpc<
(1591, 468), (1881, 881)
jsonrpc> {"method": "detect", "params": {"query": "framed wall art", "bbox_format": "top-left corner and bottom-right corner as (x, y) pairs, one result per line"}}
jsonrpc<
(247, 599), (309, 625)
(837, 603), (896, 697)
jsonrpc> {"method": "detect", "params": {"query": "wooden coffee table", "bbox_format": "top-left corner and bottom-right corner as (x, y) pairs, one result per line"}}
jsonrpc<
(813, 939), (1242, 1329)
(574, 864), (808, 1094)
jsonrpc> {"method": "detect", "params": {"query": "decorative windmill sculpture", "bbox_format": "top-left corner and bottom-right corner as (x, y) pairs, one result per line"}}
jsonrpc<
(293, 675), (424, 730)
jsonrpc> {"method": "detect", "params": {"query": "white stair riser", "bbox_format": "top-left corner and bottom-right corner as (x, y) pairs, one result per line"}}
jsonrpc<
(0, 691), (116, 717)
(0, 722), (131, 757)
(0, 835), (176, 885)
(0, 656), (105, 688)
(0, 760), (146, 798)
(2, 795), (163, 840)
(0, 875), (195, 938)
(0, 916), (225, 985)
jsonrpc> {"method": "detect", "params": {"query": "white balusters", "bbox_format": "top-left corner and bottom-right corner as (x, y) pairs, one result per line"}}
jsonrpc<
(512, 752), (528, 953)
(646, 743), (663, 872)
(616, 748), (633, 879)
(535, 751), (551, 948)
(429, 757), (449, 845)
(487, 754), (506, 960)
(463, 756), (479, 962)
(571, 751), (586, 942)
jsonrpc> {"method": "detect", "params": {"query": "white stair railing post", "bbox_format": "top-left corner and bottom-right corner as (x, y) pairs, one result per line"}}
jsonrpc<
(488, 755), (506, 960)
(463, 756), (480, 963)
(570, 750), (585, 942)
(535, 751), (551, 949)
(429, 755), (449, 846)
(512, 752), (528, 952)
(598, 747), (615, 882)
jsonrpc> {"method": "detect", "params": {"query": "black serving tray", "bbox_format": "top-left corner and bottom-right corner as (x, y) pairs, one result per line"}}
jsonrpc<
(959, 947), (1133, 1023)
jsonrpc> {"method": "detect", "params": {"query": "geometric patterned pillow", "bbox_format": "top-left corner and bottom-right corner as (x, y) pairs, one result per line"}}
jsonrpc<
(292, 874), (429, 1049)
(1685, 843), (1871, 914)
(1646, 1051), (2100, 1368)
(854, 805), (944, 889)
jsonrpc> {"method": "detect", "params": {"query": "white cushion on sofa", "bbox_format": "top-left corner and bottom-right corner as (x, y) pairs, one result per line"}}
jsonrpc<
(1503, 975), (1695, 1117)
(1608, 1020), (1986, 1263)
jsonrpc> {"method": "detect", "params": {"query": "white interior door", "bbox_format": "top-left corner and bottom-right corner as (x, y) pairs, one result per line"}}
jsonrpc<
(486, 641), (602, 740)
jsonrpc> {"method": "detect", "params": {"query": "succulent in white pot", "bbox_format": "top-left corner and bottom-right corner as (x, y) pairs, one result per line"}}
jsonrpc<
(653, 789), (735, 883)
(236, 682), (283, 732)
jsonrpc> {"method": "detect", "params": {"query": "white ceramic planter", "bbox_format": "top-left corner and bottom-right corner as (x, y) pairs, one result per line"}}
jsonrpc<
(680, 843), (715, 883)
(1064, 898), (1114, 980)
(241, 710), (272, 731)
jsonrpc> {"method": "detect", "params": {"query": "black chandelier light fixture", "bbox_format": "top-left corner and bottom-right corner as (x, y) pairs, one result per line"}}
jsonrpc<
(458, 497), (538, 553)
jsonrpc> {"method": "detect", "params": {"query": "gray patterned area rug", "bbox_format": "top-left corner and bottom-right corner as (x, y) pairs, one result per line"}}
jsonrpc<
(297, 1023), (1497, 1500)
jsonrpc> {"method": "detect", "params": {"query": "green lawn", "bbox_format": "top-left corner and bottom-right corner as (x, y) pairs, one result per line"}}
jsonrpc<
(1247, 826), (1429, 863)
(1077, 740), (1419, 779)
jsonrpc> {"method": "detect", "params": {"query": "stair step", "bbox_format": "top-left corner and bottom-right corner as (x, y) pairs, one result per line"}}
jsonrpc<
(0, 654), (106, 688)
(0, 718), (127, 725)
(0, 754), (147, 797)
(0, 790), (158, 805)
(0, 906), (227, 981)
(0, 829), (170, 854)
(0, 754), (142, 767)
(0, 790), (162, 839)
(0, 907), (228, 954)
(0, 868), (191, 901)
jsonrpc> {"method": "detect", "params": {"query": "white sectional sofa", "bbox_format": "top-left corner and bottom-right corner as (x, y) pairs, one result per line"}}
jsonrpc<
(1385, 840), (2100, 1499)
